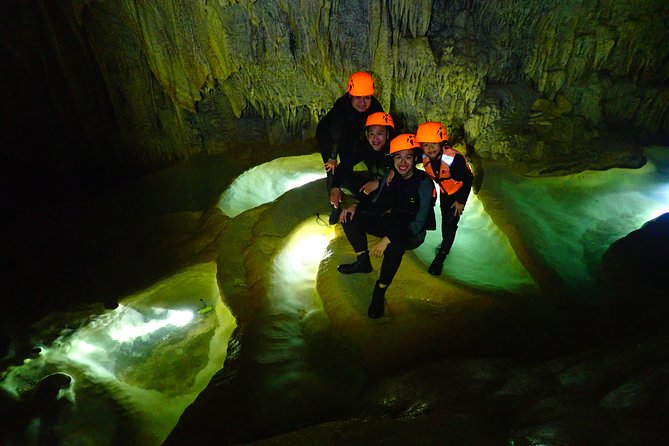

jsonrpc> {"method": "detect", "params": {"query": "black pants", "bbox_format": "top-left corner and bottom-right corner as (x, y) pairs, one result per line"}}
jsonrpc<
(439, 193), (461, 253)
(342, 211), (423, 285)
(338, 173), (377, 205)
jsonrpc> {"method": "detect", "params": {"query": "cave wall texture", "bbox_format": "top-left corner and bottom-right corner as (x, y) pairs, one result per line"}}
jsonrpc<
(2, 0), (668, 214)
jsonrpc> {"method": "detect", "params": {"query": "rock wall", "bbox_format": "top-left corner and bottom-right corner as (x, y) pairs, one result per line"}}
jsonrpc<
(3, 0), (668, 194)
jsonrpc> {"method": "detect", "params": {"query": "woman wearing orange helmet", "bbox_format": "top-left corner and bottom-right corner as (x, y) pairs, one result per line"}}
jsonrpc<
(316, 72), (383, 224)
(337, 133), (436, 318)
(329, 111), (395, 209)
(415, 121), (473, 276)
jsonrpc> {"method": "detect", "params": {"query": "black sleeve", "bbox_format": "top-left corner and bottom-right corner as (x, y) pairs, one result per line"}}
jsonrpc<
(320, 95), (383, 161)
(364, 172), (393, 214)
(363, 149), (391, 181)
(316, 96), (348, 160)
(408, 178), (435, 236)
(331, 157), (354, 189)
(451, 154), (473, 204)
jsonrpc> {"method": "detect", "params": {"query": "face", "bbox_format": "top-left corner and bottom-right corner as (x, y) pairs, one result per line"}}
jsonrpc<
(366, 125), (389, 151)
(421, 142), (443, 160)
(393, 150), (416, 178)
(351, 95), (372, 113)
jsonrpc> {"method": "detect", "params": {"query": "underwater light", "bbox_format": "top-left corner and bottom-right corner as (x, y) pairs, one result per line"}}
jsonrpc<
(218, 153), (325, 217)
(109, 308), (194, 343)
(71, 340), (101, 354)
(648, 183), (669, 220)
(269, 218), (334, 307)
(285, 173), (326, 191)
(287, 231), (333, 264)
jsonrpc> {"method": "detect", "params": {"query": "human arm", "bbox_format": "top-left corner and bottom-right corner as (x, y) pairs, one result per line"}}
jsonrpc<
(317, 96), (348, 163)
(370, 236), (390, 257)
(340, 203), (357, 223)
(450, 201), (465, 217)
(450, 155), (473, 205)
(385, 169), (395, 186)
(407, 178), (436, 236)
(359, 180), (380, 196)
(325, 158), (337, 173)
(330, 187), (342, 208)
(332, 139), (365, 187)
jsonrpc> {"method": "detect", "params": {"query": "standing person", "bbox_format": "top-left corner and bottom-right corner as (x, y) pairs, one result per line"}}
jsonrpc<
(337, 134), (436, 318)
(329, 111), (394, 210)
(316, 71), (383, 224)
(415, 121), (473, 276)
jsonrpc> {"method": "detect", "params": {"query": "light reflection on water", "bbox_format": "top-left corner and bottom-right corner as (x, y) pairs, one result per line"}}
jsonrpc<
(217, 148), (667, 295)
(2, 147), (665, 444)
(252, 219), (334, 373)
(486, 147), (668, 295)
(218, 153), (325, 218)
(1, 263), (235, 445)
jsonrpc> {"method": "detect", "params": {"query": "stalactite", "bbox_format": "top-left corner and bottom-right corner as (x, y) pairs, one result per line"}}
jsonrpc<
(61, 0), (667, 167)
(389, 0), (432, 37)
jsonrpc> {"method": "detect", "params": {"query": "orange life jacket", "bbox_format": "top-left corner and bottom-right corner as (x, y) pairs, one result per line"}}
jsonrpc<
(422, 147), (471, 195)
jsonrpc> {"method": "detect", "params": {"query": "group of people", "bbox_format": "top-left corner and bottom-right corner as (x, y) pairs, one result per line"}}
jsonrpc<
(316, 72), (473, 318)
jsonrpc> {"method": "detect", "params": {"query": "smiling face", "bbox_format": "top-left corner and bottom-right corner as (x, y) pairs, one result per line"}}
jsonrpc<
(351, 95), (372, 113)
(392, 149), (416, 179)
(421, 142), (443, 161)
(366, 125), (389, 151)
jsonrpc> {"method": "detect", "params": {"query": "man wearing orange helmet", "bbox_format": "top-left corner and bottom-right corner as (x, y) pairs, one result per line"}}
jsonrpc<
(329, 111), (394, 209)
(415, 121), (473, 276)
(316, 71), (383, 224)
(337, 134), (436, 318)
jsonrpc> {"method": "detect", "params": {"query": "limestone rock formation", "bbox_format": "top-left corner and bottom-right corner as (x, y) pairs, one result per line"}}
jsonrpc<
(602, 212), (669, 303)
(1, 1), (669, 444)
(2, 146), (667, 444)
(2, 1), (667, 217)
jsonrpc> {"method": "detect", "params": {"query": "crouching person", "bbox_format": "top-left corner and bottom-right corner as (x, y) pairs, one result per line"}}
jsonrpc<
(337, 133), (436, 318)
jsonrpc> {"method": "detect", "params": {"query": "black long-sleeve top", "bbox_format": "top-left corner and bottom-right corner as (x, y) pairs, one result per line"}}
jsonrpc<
(363, 168), (436, 240)
(331, 139), (391, 188)
(316, 93), (383, 161)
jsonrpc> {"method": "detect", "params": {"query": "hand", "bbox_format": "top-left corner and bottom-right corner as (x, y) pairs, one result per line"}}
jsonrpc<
(359, 180), (379, 196)
(324, 159), (337, 173)
(451, 201), (465, 217)
(370, 237), (390, 257)
(329, 187), (342, 208)
(385, 170), (395, 186)
(340, 204), (357, 223)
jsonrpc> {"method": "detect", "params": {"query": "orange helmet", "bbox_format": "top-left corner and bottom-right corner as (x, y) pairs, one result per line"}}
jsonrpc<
(415, 121), (448, 143)
(347, 71), (375, 96)
(365, 112), (394, 129)
(389, 133), (420, 154)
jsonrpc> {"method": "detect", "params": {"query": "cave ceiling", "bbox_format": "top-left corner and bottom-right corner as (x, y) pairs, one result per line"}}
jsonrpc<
(3, 0), (668, 180)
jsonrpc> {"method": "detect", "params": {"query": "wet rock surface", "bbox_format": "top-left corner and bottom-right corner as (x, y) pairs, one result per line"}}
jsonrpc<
(603, 212), (669, 303)
(2, 151), (667, 445)
(3, 1), (668, 221)
(244, 329), (669, 445)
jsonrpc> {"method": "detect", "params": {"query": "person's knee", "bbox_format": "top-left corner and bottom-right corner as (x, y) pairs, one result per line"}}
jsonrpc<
(384, 245), (406, 263)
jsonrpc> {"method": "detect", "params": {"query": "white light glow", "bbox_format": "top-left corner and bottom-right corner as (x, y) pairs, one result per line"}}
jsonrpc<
(648, 182), (669, 220)
(1, 263), (236, 445)
(108, 307), (194, 343)
(218, 153), (325, 217)
(415, 193), (537, 292)
(71, 340), (101, 354)
(254, 219), (334, 368)
(271, 220), (335, 303)
(3, 147), (665, 444)
(483, 146), (669, 296)
(285, 173), (326, 192)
